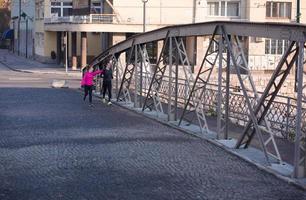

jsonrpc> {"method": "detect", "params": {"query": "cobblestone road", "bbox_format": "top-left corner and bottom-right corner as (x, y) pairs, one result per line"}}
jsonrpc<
(0, 62), (305, 200)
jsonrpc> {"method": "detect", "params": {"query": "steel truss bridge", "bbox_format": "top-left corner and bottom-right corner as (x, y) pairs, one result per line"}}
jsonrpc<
(90, 21), (306, 179)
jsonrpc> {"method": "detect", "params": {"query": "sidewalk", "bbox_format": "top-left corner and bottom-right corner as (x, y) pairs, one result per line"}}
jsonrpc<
(0, 49), (82, 78)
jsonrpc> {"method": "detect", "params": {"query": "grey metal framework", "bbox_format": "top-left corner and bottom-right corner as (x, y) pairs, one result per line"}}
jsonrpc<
(117, 40), (135, 102)
(142, 31), (170, 112)
(90, 21), (306, 179)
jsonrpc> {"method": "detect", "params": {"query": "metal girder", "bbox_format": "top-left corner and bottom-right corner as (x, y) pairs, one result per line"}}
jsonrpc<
(174, 37), (194, 97)
(139, 44), (155, 85)
(116, 40), (136, 102)
(137, 44), (154, 88)
(220, 26), (271, 164)
(90, 50), (111, 68)
(293, 43), (306, 178)
(167, 37), (180, 121)
(216, 37), (231, 139)
(179, 26), (221, 135)
(97, 22), (306, 57)
(137, 44), (164, 112)
(134, 44), (148, 108)
(234, 41), (298, 155)
(109, 54), (120, 97)
(226, 35), (284, 163)
(142, 31), (170, 112)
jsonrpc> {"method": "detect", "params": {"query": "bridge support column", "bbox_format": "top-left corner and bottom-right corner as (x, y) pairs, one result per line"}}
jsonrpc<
(168, 38), (178, 121)
(71, 32), (77, 70)
(81, 32), (87, 69)
(168, 38), (174, 121)
(56, 32), (62, 65)
(217, 37), (224, 139)
(134, 45), (141, 108)
(293, 42), (306, 178)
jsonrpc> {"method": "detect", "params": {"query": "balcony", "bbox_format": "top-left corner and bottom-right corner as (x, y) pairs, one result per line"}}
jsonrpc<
(43, 13), (164, 33)
(44, 14), (119, 24)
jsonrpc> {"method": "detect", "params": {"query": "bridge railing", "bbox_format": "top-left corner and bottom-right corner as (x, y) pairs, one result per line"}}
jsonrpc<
(127, 73), (300, 140)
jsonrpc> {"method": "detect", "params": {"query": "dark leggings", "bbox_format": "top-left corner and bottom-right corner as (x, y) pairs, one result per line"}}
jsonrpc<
(84, 85), (93, 103)
(102, 81), (112, 101)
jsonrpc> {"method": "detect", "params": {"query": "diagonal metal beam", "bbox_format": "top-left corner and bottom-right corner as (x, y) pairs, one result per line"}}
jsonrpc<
(229, 35), (286, 163)
(142, 31), (170, 112)
(179, 26), (220, 135)
(293, 42), (306, 178)
(138, 44), (165, 114)
(220, 26), (271, 164)
(117, 40), (136, 102)
(235, 41), (298, 152)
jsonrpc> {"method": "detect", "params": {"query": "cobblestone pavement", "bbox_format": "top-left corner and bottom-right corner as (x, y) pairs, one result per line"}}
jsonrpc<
(0, 62), (305, 200)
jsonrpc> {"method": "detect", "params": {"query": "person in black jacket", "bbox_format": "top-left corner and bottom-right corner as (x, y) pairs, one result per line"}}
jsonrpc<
(102, 62), (113, 105)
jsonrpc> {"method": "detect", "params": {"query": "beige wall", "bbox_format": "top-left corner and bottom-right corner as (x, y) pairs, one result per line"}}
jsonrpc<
(248, 0), (296, 22)
(34, 19), (45, 58)
(301, 2), (306, 22)
(87, 33), (102, 56)
(44, 31), (57, 59)
(112, 33), (126, 65)
(114, 0), (194, 25)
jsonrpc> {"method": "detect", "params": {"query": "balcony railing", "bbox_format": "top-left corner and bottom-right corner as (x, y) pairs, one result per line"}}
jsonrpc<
(44, 14), (119, 24)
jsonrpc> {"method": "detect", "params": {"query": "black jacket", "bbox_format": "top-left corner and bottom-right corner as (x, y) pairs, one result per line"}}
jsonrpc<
(103, 69), (113, 82)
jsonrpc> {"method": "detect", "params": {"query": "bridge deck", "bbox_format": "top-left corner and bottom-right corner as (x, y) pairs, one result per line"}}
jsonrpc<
(0, 62), (305, 199)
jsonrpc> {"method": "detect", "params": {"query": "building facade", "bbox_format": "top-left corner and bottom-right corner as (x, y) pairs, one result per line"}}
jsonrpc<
(11, 0), (35, 57)
(10, 0), (306, 95)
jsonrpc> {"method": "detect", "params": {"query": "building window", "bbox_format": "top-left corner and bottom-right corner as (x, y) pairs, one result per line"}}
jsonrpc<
(207, 1), (240, 17)
(51, 1), (72, 17)
(92, 2), (102, 14)
(35, 1), (44, 20)
(266, 2), (291, 19)
(208, 2), (219, 16)
(265, 39), (289, 55)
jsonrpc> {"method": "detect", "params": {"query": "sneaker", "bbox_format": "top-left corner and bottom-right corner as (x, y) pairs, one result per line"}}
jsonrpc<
(89, 103), (94, 107)
(102, 98), (106, 103)
(107, 101), (112, 106)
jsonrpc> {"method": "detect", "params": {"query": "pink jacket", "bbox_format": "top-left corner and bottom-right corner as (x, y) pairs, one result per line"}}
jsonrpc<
(81, 70), (103, 86)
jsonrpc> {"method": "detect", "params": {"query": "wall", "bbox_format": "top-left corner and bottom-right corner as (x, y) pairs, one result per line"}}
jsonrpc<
(11, 0), (35, 57)
(196, 0), (247, 22)
(113, 0), (194, 25)
(44, 31), (57, 62)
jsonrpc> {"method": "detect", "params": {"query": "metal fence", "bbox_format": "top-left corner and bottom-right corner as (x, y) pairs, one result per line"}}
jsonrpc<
(129, 73), (303, 141)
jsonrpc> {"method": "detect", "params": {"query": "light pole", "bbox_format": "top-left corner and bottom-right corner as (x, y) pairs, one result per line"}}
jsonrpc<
(18, 0), (21, 55)
(297, 0), (301, 23)
(64, 32), (68, 73)
(295, 0), (301, 92)
(142, 0), (148, 32)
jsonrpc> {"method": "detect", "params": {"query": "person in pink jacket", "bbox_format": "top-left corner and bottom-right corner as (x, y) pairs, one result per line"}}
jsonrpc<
(81, 65), (103, 106)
